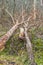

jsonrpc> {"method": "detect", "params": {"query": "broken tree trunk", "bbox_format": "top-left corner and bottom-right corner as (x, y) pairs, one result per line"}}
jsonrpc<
(24, 28), (36, 65)
(0, 23), (22, 50)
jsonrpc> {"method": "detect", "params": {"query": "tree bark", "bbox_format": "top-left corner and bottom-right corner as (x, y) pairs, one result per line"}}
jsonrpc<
(24, 28), (36, 65)
(0, 23), (20, 50)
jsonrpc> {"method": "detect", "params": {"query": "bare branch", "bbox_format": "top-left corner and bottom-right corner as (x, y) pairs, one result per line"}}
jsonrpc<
(26, 16), (32, 22)
(5, 9), (15, 24)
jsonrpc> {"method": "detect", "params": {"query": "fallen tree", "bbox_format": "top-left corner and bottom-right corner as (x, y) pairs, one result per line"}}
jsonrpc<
(0, 9), (31, 51)
(20, 8), (36, 65)
(0, 23), (22, 50)
(24, 24), (36, 65)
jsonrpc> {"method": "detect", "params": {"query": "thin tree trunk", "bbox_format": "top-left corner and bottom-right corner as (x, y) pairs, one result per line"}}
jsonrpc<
(24, 28), (36, 65)
(33, 0), (36, 20)
(0, 23), (20, 50)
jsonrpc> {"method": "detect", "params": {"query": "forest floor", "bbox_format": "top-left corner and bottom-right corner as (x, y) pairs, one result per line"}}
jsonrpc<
(0, 22), (43, 65)
(0, 50), (43, 65)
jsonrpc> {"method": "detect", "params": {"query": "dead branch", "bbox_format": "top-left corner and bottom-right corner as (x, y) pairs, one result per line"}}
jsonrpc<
(5, 9), (15, 24)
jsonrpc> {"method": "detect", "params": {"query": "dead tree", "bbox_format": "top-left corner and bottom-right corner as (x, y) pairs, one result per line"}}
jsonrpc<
(24, 23), (36, 65)
(0, 9), (31, 51)
(0, 8), (32, 50)
(20, 8), (36, 65)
